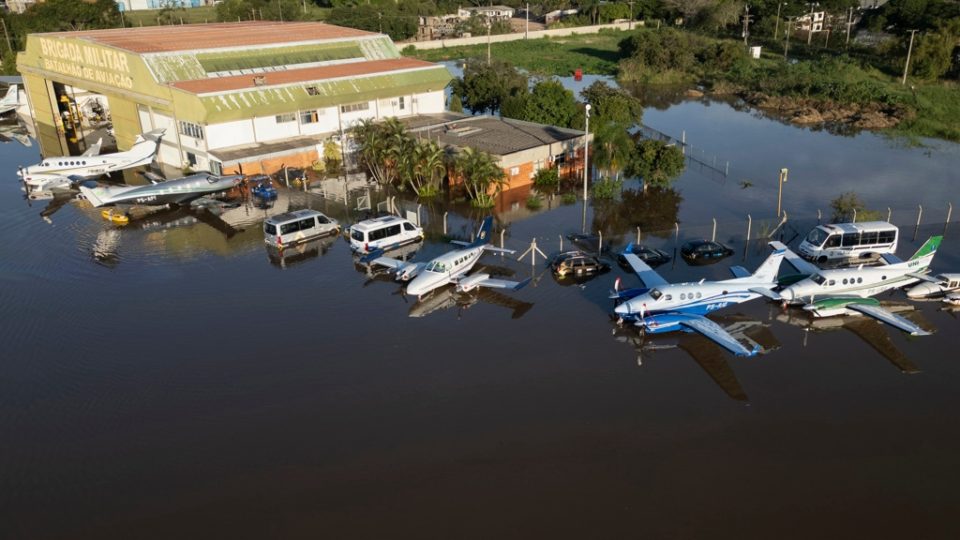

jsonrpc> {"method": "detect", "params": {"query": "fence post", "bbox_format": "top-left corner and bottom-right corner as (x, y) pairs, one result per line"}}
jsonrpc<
(887, 207), (892, 223)
(598, 230), (603, 257)
(914, 204), (923, 241)
(744, 214), (752, 261)
(500, 229), (506, 250)
(636, 226), (641, 244)
(674, 222), (680, 247)
(711, 218), (717, 242)
(416, 203), (422, 227)
(559, 234), (563, 252)
(946, 203), (952, 224)
(852, 208), (857, 223)
(284, 166), (289, 187)
(817, 209), (821, 224)
(443, 211), (448, 235)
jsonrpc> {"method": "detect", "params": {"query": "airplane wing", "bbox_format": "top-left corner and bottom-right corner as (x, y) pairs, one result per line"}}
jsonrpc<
(748, 287), (781, 301)
(456, 273), (531, 293)
(769, 241), (819, 276)
(729, 266), (751, 278)
(366, 255), (407, 271)
(846, 303), (932, 336)
(678, 335), (749, 402)
(623, 253), (669, 288)
(676, 314), (760, 357)
(906, 272), (943, 284)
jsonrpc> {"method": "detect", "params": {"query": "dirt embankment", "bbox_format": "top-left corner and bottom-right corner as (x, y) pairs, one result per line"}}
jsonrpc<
(738, 92), (914, 130)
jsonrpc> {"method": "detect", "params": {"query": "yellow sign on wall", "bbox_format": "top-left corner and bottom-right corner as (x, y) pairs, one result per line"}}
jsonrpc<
(38, 38), (134, 90)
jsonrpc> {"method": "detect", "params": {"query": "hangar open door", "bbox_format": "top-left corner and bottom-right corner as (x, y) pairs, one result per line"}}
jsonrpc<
(49, 81), (114, 156)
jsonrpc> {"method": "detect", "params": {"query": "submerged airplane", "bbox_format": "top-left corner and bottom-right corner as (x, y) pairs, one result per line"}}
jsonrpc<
(612, 242), (786, 357)
(777, 236), (941, 336)
(18, 129), (164, 192)
(0, 85), (20, 115)
(79, 172), (243, 208)
(363, 216), (530, 299)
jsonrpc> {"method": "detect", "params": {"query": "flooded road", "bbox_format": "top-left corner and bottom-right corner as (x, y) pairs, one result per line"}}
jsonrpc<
(2, 99), (960, 539)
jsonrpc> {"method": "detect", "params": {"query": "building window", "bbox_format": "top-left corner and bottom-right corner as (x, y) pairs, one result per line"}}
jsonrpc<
(509, 166), (520, 176)
(300, 110), (320, 124)
(398, 96), (405, 110)
(178, 121), (204, 140)
(340, 102), (370, 114)
(276, 113), (296, 123)
(186, 152), (197, 166)
(211, 161), (223, 175)
(306, 86), (320, 96)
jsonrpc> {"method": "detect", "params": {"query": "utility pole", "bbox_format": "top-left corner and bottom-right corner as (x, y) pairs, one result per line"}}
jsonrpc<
(303, 0), (307, 14)
(525, 3), (529, 39)
(378, 12), (382, 34)
(1, 18), (13, 54)
(486, 18), (492, 65)
(806, 3), (817, 46)
(583, 104), (591, 204)
(784, 17), (793, 60)
(774, 2), (785, 40)
(742, 4), (752, 46)
(845, 7), (853, 47)
(278, 0), (283, 22)
(628, 1), (634, 30)
(902, 29), (918, 85)
(823, 27), (830, 48)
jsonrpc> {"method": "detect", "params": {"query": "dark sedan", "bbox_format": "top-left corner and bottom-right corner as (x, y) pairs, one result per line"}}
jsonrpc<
(680, 239), (734, 265)
(617, 244), (671, 269)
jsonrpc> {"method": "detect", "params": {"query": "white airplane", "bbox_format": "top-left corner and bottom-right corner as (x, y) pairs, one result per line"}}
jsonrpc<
(612, 242), (786, 357)
(362, 216), (530, 300)
(777, 236), (942, 336)
(905, 272), (960, 301)
(18, 129), (165, 192)
(0, 85), (19, 115)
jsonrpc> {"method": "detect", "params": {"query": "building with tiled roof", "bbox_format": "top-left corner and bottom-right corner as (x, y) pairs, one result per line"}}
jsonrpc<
(17, 21), (452, 174)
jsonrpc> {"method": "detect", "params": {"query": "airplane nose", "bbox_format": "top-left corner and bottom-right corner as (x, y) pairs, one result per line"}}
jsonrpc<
(780, 288), (795, 302)
(614, 302), (629, 316)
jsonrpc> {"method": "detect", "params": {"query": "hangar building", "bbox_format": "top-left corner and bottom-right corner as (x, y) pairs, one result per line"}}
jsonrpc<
(16, 21), (452, 175)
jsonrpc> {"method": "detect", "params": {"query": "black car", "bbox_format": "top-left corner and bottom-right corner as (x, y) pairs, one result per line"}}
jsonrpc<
(680, 239), (734, 265)
(550, 251), (611, 278)
(617, 244), (671, 269)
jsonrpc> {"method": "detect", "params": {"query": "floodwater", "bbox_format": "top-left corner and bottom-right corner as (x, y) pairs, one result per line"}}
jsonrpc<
(2, 93), (960, 539)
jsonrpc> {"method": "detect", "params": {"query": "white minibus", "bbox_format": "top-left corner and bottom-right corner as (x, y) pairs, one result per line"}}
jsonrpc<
(798, 221), (898, 263)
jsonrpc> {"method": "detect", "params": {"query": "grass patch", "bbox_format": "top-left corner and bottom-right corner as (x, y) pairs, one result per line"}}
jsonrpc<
(896, 82), (960, 141)
(404, 31), (630, 77)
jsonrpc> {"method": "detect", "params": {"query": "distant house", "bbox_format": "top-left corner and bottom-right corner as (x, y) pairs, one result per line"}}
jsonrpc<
(796, 10), (826, 33)
(457, 5), (515, 21)
(860, 0), (889, 8)
(6, 0), (38, 14)
(417, 14), (462, 41)
(115, 0), (212, 11)
(544, 9), (579, 25)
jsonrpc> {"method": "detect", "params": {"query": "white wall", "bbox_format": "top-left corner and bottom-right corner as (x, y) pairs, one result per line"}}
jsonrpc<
(205, 119), (255, 150)
(338, 100), (377, 130)
(253, 114), (301, 142)
(299, 106), (341, 135)
(413, 90), (445, 115)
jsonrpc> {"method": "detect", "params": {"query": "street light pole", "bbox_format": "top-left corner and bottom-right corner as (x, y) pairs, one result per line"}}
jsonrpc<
(525, 3), (529, 39)
(629, 1), (634, 30)
(583, 104), (591, 203)
(784, 17), (793, 60)
(845, 7), (853, 47)
(777, 168), (789, 217)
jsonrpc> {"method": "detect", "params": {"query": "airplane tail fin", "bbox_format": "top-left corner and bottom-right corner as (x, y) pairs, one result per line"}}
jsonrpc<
(468, 216), (494, 248)
(909, 236), (942, 262)
(750, 245), (787, 284)
(1, 84), (18, 105)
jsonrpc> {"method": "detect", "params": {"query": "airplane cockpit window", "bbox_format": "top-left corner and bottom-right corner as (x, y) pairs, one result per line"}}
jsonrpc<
(426, 261), (447, 273)
(811, 274), (827, 285)
(649, 289), (663, 300)
(207, 175), (219, 183)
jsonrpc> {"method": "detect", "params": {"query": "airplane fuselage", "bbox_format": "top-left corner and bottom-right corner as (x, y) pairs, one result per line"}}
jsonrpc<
(80, 174), (242, 208)
(780, 260), (931, 305)
(406, 246), (484, 298)
(615, 279), (772, 320)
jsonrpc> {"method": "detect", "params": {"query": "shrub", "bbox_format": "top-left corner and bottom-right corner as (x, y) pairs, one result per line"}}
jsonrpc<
(532, 167), (560, 189)
(591, 177), (623, 200)
(561, 192), (578, 205)
(526, 194), (543, 210)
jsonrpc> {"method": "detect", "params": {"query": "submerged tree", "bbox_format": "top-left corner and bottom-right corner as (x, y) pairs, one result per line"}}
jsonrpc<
(352, 117), (408, 187)
(625, 139), (686, 192)
(590, 120), (634, 181)
(451, 147), (507, 208)
(408, 140), (446, 197)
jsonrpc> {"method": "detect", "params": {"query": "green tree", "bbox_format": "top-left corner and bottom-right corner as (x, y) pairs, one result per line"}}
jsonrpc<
(452, 147), (507, 208)
(580, 81), (644, 127)
(216, 0), (306, 22)
(21, 0), (120, 32)
(448, 91), (464, 113)
(532, 167), (560, 189)
(911, 20), (960, 80)
(454, 59), (528, 114)
(408, 140), (446, 197)
(502, 79), (579, 128)
(625, 139), (686, 192)
(352, 117), (410, 187)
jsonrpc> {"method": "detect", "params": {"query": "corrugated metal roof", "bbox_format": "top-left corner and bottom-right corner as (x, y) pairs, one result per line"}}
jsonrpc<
(172, 58), (441, 94)
(46, 22), (376, 54)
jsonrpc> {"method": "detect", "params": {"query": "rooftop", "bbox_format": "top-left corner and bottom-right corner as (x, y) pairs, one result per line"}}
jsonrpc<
(402, 113), (586, 156)
(46, 21), (376, 54)
(172, 57), (437, 95)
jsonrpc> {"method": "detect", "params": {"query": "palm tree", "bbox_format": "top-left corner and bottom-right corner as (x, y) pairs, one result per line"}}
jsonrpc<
(452, 147), (506, 208)
(352, 117), (411, 187)
(409, 140), (445, 197)
(591, 120), (634, 182)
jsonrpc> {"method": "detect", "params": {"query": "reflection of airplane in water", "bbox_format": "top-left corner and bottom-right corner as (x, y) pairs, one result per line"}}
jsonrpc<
(775, 302), (933, 374)
(267, 235), (337, 269)
(613, 314), (782, 402)
(408, 286), (534, 319)
(0, 120), (32, 147)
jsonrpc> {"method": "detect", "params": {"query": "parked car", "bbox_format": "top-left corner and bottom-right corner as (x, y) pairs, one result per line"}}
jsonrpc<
(566, 233), (611, 255)
(550, 250), (611, 278)
(680, 239), (734, 265)
(617, 243), (671, 269)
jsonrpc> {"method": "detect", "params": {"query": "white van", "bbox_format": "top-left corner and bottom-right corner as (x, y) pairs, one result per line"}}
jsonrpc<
(798, 221), (898, 263)
(264, 210), (339, 247)
(349, 215), (423, 253)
